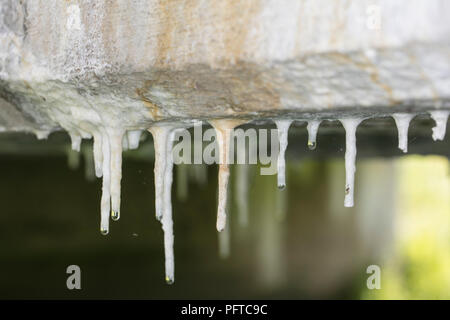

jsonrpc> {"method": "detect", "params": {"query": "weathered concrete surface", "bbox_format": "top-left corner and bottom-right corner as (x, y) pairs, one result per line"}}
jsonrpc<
(1, 0), (450, 135)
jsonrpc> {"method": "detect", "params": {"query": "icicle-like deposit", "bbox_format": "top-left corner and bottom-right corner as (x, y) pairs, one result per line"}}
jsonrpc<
(149, 127), (168, 221)
(340, 118), (363, 208)
(392, 113), (415, 153)
(275, 120), (292, 190)
(127, 130), (143, 150)
(210, 120), (244, 232)
(100, 131), (111, 235)
(430, 110), (449, 141)
(92, 132), (103, 178)
(307, 120), (321, 150)
(148, 126), (178, 284)
(109, 130), (125, 221)
(69, 132), (82, 152)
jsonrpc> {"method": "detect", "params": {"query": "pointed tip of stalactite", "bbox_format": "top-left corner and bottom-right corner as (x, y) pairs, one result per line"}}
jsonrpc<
(216, 217), (226, 232)
(430, 110), (449, 141)
(34, 130), (50, 140)
(307, 140), (317, 150)
(111, 210), (120, 221)
(431, 129), (441, 141)
(344, 202), (354, 208)
(344, 186), (354, 207)
(278, 184), (286, 190)
(165, 275), (174, 285)
(100, 227), (109, 236)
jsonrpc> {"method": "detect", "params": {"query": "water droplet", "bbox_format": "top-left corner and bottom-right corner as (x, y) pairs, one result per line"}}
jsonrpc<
(100, 227), (109, 236)
(165, 275), (174, 285)
(307, 120), (321, 151)
(278, 184), (286, 190)
(111, 210), (120, 221)
(307, 140), (316, 150)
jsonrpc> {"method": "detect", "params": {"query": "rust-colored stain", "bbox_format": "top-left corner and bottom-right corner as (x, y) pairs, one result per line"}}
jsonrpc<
(23, 80), (32, 90)
(329, 0), (348, 46)
(219, 0), (259, 63)
(329, 52), (399, 105)
(369, 72), (398, 105)
(408, 53), (440, 103)
(136, 80), (162, 121)
(155, 1), (176, 67)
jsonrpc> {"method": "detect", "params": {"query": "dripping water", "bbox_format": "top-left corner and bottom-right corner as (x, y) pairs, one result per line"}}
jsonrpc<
(307, 120), (321, 150)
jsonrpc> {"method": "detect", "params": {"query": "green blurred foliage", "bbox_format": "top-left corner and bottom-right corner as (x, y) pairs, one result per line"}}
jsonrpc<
(362, 156), (450, 299)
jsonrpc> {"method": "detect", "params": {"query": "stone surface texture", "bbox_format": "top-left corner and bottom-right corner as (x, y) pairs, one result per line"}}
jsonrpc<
(0, 0), (449, 135)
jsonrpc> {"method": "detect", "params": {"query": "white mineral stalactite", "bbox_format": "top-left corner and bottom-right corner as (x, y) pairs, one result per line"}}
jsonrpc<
(69, 132), (82, 152)
(149, 126), (177, 284)
(66, 131), (82, 170)
(215, 127), (231, 232)
(149, 127), (168, 221)
(100, 131), (111, 235)
(392, 113), (415, 153)
(210, 120), (243, 232)
(340, 118), (363, 208)
(429, 110), (449, 141)
(109, 130), (125, 221)
(92, 132), (103, 178)
(127, 130), (143, 150)
(122, 134), (129, 151)
(307, 120), (321, 150)
(162, 129), (176, 284)
(275, 120), (292, 190)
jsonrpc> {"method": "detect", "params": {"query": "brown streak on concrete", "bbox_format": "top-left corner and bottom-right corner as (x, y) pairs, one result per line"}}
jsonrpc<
(329, 52), (399, 105)
(136, 80), (162, 120)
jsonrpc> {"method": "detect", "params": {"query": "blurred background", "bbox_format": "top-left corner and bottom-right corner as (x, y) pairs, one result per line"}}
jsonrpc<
(0, 117), (448, 299)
